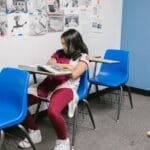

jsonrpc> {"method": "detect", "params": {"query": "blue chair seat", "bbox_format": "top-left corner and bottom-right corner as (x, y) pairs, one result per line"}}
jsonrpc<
(89, 73), (128, 87)
(0, 100), (22, 129)
(0, 67), (37, 150)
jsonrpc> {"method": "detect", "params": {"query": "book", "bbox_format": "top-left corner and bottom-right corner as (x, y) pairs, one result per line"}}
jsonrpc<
(37, 65), (71, 75)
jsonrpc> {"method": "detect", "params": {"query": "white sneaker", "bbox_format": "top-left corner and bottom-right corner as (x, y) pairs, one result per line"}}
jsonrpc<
(54, 138), (70, 150)
(18, 129), (42, 148)
(147, 131), (150, 137)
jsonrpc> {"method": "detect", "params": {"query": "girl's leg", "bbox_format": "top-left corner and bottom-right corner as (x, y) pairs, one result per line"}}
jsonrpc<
(23, 94), (43, 130)
(18, 94), (43, 148)
(48, 88), (73, 139)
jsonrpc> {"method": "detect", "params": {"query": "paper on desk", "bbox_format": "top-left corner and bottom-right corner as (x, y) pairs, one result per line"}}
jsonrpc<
(89, 56), (119, 64)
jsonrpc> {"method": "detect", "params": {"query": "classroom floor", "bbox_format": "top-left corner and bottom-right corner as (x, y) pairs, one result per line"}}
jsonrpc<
(2, 92), (150, 150)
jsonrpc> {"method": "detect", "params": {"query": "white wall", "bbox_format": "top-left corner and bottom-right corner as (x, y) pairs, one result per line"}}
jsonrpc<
(0, 0), (123, 90)
(0, 34), (61, 68)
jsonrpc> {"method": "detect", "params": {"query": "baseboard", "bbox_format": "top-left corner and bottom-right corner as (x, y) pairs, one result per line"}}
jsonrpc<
(129, 87), (150, 96)
(88, 86), (150, 98)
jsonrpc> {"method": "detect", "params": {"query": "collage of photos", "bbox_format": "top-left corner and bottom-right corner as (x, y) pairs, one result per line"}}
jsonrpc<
(0, 0), (103, 36)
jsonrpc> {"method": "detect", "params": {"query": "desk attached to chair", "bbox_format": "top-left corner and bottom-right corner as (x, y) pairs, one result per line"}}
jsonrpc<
(89, 56), (119, 77)
(18, 65), (71, 83)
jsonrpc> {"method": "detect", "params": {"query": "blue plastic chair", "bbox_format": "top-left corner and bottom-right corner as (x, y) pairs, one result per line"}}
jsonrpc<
(0, 67), (37, 150)
(71, 69), (96, 150)
(88, 49), (133, 121)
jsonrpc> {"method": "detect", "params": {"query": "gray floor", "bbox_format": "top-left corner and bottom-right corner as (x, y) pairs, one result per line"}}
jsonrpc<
(2, 92), (150, 150)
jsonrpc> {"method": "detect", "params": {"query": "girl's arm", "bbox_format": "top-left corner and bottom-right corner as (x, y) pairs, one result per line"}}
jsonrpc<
(71, 61), (87, 79)
(47, 56), (88, 79)
(47, 58), (75, 71)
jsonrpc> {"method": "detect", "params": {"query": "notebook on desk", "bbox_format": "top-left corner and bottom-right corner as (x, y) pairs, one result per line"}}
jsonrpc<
(18, 64), (71, 76)
(37, 65), (71, 75)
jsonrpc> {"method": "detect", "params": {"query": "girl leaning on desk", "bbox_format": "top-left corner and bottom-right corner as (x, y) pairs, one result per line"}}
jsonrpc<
(18, 28), (89, 150)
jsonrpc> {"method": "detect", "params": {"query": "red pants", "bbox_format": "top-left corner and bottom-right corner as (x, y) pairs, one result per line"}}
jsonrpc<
(23, 88), (73, 139)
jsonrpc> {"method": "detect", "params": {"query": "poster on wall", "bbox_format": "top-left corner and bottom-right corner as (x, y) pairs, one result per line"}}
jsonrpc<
(28, 13), (47, 36)
(0, 0), (6, 12)
(64, 14), (79, 30)
(0, 14), (8, 36)
(79, 7), (90, 33)
(6, 0), (27, 13)
(27, 0), (47, 13)
(89, 0), (103, 33)
(79, 0), (91, 8)
(47, 12), (64, 32)
(0, 0), (103, 37)
(47, 0), (60, 13)
(90, 15), (102, 33)
(60, 0), (78, 9)
(7, 13), (28, 36)
(79, 0), (103, 33)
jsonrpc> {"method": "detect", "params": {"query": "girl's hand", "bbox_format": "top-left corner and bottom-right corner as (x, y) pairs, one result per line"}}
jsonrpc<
(47, 58), (73, 70)
(58, 64), (74, 71)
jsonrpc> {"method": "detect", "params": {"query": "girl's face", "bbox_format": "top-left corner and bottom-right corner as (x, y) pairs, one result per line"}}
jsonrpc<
(61, 38), (68, 54)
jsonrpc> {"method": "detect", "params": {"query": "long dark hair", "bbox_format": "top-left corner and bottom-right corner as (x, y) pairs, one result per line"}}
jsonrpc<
(61, 29), (88, 60)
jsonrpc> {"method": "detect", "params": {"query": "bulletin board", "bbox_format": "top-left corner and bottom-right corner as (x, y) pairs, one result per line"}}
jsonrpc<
(0, 0), (103, 36)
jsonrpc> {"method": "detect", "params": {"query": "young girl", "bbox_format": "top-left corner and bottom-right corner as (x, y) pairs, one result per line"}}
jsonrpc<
(18, 29), (89, 150)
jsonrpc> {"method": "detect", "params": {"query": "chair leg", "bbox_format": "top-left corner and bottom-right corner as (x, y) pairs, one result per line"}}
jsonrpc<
(95, 85), (99, 94)
(125, 85), (133, 109)
(18, 124), (37, 150)
(94, 85), (102, 101)
(88, 83), (101, 101)
(83, 99), (96, 129)
(0, 130), (5, 150)
(34, 102), (42, 121)
(117, 86), (123, 122)
(72, 106), (78, 150)
(88, 83), (92, 96)
(33, 98), (49, 121)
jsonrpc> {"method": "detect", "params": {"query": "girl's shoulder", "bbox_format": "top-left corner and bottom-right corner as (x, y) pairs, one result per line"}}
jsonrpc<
(79, 53), (89, 65)
(80, 53), (89, 60)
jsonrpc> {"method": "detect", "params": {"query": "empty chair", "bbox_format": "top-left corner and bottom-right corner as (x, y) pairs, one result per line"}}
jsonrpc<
(88, 49), (133, 121)
(0, 67), (37, 150)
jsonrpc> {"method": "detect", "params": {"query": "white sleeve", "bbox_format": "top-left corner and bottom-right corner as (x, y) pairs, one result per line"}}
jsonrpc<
(79, 53), (89, 66)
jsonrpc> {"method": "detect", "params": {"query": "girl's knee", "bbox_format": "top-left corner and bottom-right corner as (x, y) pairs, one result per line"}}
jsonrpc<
(48, 106), (59, 118)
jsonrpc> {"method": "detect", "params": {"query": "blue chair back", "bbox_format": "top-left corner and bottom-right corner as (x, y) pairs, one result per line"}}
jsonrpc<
(99, 49), (129, 82)
(77, 69), (89, 101)
(0, 67), (30, 129)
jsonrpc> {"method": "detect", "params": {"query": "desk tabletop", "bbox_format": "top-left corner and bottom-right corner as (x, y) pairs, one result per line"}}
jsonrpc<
(18, 65), (71, 76)
(89, 56), (120, 64)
